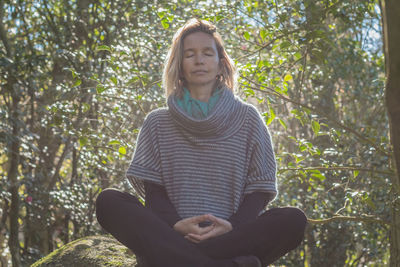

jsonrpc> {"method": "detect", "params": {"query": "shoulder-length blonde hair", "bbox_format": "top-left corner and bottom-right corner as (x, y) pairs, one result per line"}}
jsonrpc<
(162, 18), (237, 98)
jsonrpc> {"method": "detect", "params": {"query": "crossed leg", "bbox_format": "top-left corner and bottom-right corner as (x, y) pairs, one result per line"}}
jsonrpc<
(195, 207), (307, 265)
(95, 188), (306, 267)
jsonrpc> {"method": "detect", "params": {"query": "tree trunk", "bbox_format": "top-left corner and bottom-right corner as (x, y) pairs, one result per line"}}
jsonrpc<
(1, 2), (21, 265)
(382, 0), (400, 266)
(7, 78), (22, 267)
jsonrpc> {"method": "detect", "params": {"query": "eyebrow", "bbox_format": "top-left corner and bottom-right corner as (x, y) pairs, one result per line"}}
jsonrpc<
(183, 47), (215, 53)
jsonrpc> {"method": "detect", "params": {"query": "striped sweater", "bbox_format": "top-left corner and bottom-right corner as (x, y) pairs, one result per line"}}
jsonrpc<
(126, 86), (277, 220)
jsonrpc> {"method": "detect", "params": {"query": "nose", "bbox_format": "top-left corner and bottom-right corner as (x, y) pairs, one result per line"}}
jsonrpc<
(194, 54), (204, 64)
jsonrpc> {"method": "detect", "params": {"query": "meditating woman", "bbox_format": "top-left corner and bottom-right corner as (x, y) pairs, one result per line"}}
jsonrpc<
(96, 18), (307, 267)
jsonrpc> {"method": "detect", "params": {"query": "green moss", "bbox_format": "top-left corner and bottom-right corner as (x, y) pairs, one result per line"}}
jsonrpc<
(31, 238), (84, 267)
(31, 235), (137, 267)
(96, 255), (126, 267)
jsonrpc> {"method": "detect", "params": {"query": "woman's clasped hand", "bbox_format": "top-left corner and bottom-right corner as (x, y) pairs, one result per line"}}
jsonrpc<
(173, 214), (233, 243)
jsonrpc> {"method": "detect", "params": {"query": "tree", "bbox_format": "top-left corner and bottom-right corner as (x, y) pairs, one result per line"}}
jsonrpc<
(381, 0), (400, 265)
(0, 0), (393, 266)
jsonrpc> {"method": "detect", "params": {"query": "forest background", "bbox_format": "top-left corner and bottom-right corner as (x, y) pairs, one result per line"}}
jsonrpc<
(1, 0), (399, 266)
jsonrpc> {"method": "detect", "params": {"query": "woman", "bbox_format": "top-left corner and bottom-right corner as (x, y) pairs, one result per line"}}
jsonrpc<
(96, 18), (307, 267)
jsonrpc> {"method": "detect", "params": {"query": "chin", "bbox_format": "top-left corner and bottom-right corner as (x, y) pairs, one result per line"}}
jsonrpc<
(190, 78), (215, 84)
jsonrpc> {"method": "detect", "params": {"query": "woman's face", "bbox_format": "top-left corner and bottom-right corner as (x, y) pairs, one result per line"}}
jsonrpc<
(181, 31), (220, 90)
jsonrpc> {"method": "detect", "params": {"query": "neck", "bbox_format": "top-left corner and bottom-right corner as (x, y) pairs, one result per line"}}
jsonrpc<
(187, 82), (216, 102)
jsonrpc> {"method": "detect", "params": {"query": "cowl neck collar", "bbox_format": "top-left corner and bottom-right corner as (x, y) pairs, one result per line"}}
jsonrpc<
(167, 86), (248, 140)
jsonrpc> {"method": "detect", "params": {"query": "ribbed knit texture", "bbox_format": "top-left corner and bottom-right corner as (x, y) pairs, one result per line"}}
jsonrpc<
(126, 86), (277, 220)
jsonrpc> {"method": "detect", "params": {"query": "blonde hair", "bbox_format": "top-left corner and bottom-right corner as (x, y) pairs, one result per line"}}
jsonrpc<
(162, 18), (237, 98)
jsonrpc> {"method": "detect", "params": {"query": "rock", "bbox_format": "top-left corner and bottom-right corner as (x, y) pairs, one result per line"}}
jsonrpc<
(31, 235), (138, 267)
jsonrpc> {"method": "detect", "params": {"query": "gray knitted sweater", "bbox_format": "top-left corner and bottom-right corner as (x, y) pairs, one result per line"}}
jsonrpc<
(126, 86), (277, 220)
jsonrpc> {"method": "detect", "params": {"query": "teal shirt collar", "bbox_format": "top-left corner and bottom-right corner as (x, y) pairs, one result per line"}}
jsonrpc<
(176, 87), (223, 119)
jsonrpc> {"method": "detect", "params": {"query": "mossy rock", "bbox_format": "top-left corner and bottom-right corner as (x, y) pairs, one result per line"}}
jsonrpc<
(31, 235), (137, 267)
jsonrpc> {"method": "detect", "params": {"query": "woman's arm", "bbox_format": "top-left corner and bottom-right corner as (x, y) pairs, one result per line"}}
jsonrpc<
(145, 182), (215, 237)
(228, 192), (270, 228)
(144, 182), (181, 227)
(145, 181), (270, 242)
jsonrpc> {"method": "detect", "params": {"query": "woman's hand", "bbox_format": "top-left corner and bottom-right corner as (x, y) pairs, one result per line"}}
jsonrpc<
(184, 214), (232, 243)
(173, 214), (215, 236)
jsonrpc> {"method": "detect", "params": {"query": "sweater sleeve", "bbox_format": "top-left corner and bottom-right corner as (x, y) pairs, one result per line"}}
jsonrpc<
(126, 112), (163, 198)
(228, 192), (270, 228)
(244, 106), (277, 200)
(145, 181), (269, 229)
(144, 182), (181, 227)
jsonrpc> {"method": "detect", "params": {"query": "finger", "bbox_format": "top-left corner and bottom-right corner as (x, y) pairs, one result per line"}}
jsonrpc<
(186, 233), (205, 242)
(199, 214), (217, 223)
(203, 214), (219, 223)
(200, 231), (217, 240)
(195, 224), (215, 235)
(207, 215), (230, 228)
(193, 228), (219, 241)
(209, 214), (226, 224)
(189, 214), (210, 223)
(185, 234), (200, 243)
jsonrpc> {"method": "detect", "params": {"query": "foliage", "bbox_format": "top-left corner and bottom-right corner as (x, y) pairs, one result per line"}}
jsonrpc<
(0, 0), (391, 266)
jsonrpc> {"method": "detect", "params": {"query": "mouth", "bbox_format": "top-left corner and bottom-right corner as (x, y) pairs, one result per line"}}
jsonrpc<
(192, 70), (207, 75)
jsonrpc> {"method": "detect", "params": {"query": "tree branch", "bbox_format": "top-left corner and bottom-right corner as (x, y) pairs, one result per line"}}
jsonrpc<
(47, 138), (71, 191)
(307, 215), (389, 226)
(279, 166), (394, 176)
(240, 78), (391, 157)
(0, 0), (12, 57)
(236, 30), (298, 61)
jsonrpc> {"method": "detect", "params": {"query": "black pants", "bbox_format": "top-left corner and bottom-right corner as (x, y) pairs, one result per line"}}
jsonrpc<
(96, 188), (307, 267)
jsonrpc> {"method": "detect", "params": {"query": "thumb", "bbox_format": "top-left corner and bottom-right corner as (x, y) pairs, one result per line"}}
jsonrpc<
(204, 214), (219, 223)
(189, 214), (209, 223)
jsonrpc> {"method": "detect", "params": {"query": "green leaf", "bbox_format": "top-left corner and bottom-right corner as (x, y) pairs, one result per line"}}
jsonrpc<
(79, 137), (87, 147)
(73, 79), (81, 87)
(109, 140), (120, 145)
(167, 15), (174, 22)
(82, 103), (90, 113)
(294, 52), (302, 60)
(110, 76), (118, 85)
(118, 146), (126, 155)
(284, 74), (293, 81)
(157, 11), (165, 18)
(278, 118), (287, 130)
(96, 45), (111, 52)
(303, 108), (311, 115)
(312, 120), (320, 135)
(244, 88), (255, 96)
(268, 107), (276, 124)
(353, 170), (360, 178)
(311, 172), (326, 181)
(161, 19), (169, 29)
(294, 154), (305, 163)
(362, 192), (376, 210)
(96, 84), (107, 94)
(260, 29), (267, 41)
(65, 68), (77, 78)
(280, 41), (291, 50)
(243, 31), (250, 41)
(54, 115), (62, 125)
